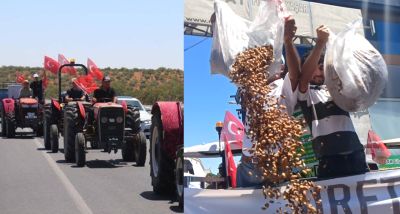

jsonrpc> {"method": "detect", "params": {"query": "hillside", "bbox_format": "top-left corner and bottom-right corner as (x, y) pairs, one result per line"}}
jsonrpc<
(0, 66), (183, 105)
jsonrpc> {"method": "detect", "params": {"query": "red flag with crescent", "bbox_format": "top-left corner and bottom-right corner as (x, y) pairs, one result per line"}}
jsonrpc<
(221, 111), (244, 188)
(44, 56), (60, 75)
(58, 54), (77, 75)
(16, 71), (25, 83)
(367, 130), (391, 165)
(87, 58), (104, 81)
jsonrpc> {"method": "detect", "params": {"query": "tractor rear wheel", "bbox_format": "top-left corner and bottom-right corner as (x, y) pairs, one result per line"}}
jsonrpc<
(75, 132), (86, 167)
(150, 110), (175, 194)
(43, 109), (52, 150)
(5, 116), (16, 138)
(134, 132), (147, 166)
(50, 124), (59, 153)
(64, 106), (79, 162)
(126, 106), (141, 134)
(122, 137), (135, 161)
(175, 146), (184, 209)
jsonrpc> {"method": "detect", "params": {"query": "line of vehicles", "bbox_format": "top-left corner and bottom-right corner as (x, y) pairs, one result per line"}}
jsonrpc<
(0, 62), (183, 208)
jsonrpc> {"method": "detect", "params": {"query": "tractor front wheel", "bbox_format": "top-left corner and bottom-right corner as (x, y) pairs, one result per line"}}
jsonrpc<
(134, 132), (147, 166)
(50, 124), (59, 153)
(1, 108), (6, 137)
(75, 132), (86, 167)
(122, 137), (135, 162)
(5, 116), (16, 138)
(43, 109), (52, 150)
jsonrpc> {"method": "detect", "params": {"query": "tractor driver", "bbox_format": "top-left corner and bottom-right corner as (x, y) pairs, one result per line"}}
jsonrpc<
(19, 80), (33, 98)
(92, 76), (116, 103)
(65, 78), (85, 102)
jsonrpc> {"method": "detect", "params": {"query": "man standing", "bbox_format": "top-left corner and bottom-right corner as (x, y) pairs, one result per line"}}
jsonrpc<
(92, 76), (116, 103)
(297, 25), (369, 178)
(30, 72), (45, 103)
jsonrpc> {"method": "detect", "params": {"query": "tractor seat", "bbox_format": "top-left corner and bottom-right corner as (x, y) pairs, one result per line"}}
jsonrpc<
(19, 98), (38, 105)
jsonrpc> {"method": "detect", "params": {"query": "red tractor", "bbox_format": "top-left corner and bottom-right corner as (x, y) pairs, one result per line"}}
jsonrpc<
(1, 97), (43, 138)
(150, 102), (184, 208)
(43, 62), (90, 152)
(44, 62), (147, 167)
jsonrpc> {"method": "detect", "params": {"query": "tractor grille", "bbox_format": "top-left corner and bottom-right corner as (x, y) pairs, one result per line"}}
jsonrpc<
(21, 106), (38, 126)
(98, 108), (125, 148)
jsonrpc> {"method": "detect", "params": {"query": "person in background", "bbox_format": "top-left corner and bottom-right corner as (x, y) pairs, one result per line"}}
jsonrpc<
(296, 25), (369, 178)
(236, 16), (300, 187)
(30, 71), (46, 103)
(19, 80), (33, 98)
(65, 78), (85, 102)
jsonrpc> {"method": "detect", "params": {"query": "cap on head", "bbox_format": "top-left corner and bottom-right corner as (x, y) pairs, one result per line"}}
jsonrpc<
(102, 76), (111, 82)
(33, 73), (39, 78)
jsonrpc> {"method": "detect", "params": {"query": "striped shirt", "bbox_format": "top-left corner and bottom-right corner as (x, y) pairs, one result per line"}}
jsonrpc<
(298, 85), (364, 158)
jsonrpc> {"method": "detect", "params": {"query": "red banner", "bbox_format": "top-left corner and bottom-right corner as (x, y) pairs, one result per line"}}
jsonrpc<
(44, 56), (60, 75)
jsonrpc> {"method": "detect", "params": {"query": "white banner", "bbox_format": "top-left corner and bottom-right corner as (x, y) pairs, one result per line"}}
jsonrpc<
(184, 0), (363, 37)
(185, 169), (400, 214)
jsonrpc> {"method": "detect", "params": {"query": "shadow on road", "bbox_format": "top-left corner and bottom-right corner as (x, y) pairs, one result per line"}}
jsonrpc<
(85, 160), (125, 168)
(140, 191), (183, 213)
(170, 205), (183, 213)
(140, 191), (174, 201)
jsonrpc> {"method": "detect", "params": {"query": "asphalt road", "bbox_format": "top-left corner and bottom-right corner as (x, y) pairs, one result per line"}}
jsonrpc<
(0, 128), (182, 214)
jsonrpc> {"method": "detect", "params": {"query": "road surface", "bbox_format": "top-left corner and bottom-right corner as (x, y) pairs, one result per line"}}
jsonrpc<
(0, 128), (182, 214)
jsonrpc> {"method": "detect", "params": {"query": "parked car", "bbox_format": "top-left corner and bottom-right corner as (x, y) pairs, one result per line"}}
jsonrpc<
(116, 96), (151, 138)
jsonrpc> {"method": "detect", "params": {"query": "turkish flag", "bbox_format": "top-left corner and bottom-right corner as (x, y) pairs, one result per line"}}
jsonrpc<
(221, 111), (244, 188)
(58, 54), (77, 75)
(75, 75), (98, 94)
(44, 56), (60, 75)
(87, 58), (104, 81)
(16, 71), (25, 83)
(367, 130), (391, 165)
(222, 111), (244, 147)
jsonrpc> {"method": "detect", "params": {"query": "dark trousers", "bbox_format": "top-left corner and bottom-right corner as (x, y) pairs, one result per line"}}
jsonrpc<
(317, 150), (369, 179)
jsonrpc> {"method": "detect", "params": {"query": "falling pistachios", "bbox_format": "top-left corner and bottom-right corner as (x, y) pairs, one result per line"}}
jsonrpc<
(230, 45), (322, 213)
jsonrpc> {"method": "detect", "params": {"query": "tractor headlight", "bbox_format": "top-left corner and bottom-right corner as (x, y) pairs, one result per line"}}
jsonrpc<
(116, 116), (123, 123)
(101, 117), (108, 123)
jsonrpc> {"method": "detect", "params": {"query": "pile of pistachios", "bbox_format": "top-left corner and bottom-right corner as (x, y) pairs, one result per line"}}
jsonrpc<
(230, 45), (322, 213)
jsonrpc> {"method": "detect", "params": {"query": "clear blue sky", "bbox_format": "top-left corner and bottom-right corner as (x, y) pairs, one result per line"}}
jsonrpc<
(184, 35), (240, 174)
(0, 0), (183, 69)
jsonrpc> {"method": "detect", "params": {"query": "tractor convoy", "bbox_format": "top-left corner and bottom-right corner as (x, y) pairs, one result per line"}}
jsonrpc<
(0, 60), (183, 209)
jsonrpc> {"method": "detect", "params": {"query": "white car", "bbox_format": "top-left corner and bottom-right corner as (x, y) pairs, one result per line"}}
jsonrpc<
(116, 96), (151, 138)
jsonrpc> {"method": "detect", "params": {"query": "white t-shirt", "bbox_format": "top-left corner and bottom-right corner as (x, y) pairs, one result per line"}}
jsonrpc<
(242, 74), (297, 157)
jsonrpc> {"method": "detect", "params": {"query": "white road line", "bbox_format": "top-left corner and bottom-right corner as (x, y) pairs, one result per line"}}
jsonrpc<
(34, 139), (93, 214)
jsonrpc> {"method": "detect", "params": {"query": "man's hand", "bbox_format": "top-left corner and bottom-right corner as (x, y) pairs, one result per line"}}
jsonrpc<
(284, 16), (296, 44)
(316, 25), (329, 45)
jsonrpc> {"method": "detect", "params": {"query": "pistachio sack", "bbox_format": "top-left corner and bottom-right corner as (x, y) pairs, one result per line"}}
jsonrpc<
(324, 19), (388, 112)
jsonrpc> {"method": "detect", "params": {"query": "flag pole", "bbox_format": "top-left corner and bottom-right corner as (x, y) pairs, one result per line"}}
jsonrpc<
(216, 121), (229, 188)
